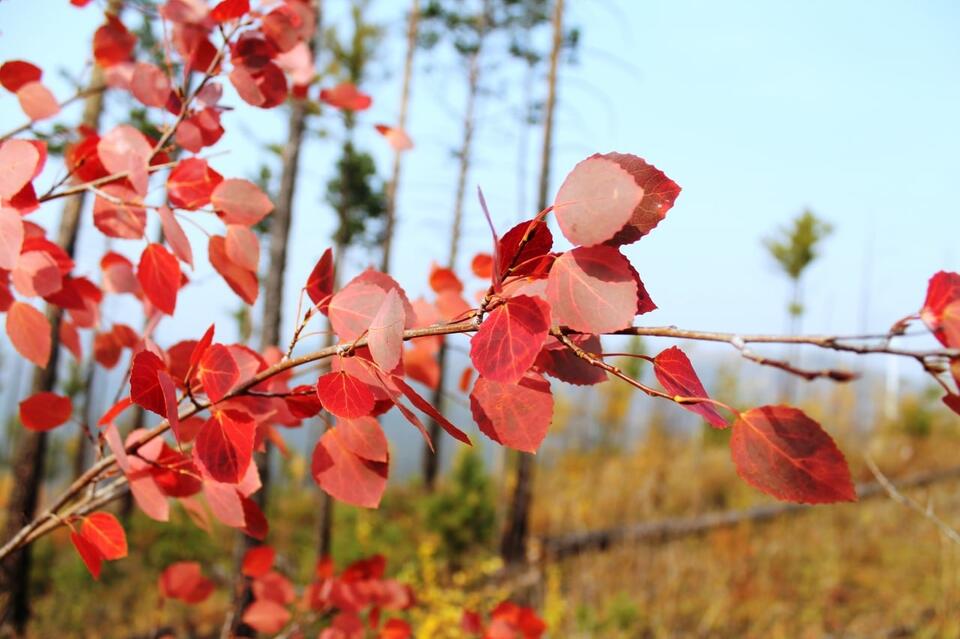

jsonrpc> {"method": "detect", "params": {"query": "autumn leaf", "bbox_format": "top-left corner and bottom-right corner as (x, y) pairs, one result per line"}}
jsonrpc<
(130, 351), (167, 415)
(729, 405), (856, 504)
(311, 426), (388, 508)
(80, 512), (127, 560)
(198, 343), (240, 402)
(211, 178), (274, 225)
(19, 392), (72, 431)
(137, 244), (180, 315)
(653, 346), (727, 428)
(6, 301), (51, 367)
(546, 246), (638, 333)
(470, 372), (553, 453)
(306, 248), (335, 311)
(316, 371), (375, 419)
(195, 410), (255, 483)
(471, 295), (550, 384)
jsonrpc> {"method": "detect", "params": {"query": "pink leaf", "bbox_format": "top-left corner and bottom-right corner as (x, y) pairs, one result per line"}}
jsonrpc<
(368, 289), (406, 372)
(470, 372), (553, 453)
(545, 245), (638, 333)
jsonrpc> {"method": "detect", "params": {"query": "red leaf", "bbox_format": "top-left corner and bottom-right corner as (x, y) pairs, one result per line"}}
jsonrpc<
(730, 405), (856, 504)
(158, 370), (181, 439)
(211, 0), (249, 22)
(188, 324), (215, 377)
(382, 619), (413, 639)
(130, 62), (171, 108)
(653, 346), (727, 428)
(98, 396), (133, 426)
(471, 295), (550, 384)
(0, 206), (24, 270)
(546, 246), (638, 333)
(210, 178), (274, 225)
(225, 224), (260, 272)
(940, 300), (960, 349)
(195, 410), (255, 483)
(130, 351), (167, 415)
(240, 494), (269, 540)
(368, 289), (406, 372)
(470, 372), (553, 453)
(0, 139), (40, 199)
(311, 427), (388, 508)
(306, 247), (334, 311)
(93, 16), (136, 68)
(921, 271), (960, 347)
(316, 371), (375, 419)
(498, 219), (553, 279)
(93, 184), (146, 238)
(261, 6), (302, 52)
(209, 235), (258, 304)
(167, 158), (223, 210)
(17, 81), (59, 121)
(159, 561), (215, 603)
(554, 153), (680, 247)
(242, 545), (275, 577)
(242, 600), (291, 635)
(60, 318), (82, 361)
(471, 253), (493, 279)
(429, 264), (463, 294)
(100, 252), (139, 294)
(80, 512), (127, 560)
(157, 206), (193, 267)
(6, 300), (51, 367)
(0, 60), (42, 92)
(320, 82), (372, 111)
(198, 343), (240, 402)
(228, 61), (288, 109)
(943, 394), (960, 416)
(535, 334), (607, 386)
(70, 531), (102, 579)
(94, 330), (123, 368)
(137, 243), (180, 315)
(19, 392), (72, 431)
(12, 250), (62, 297)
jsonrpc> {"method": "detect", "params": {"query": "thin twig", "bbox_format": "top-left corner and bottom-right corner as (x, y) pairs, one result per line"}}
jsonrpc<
(865, 455), (960, 545)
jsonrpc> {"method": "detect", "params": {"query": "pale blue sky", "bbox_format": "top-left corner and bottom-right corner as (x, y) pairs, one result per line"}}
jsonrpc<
(1, 0), (958, 393)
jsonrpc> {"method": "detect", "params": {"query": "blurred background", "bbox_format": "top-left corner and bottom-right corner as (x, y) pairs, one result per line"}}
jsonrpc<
(1, 0), (960, 636)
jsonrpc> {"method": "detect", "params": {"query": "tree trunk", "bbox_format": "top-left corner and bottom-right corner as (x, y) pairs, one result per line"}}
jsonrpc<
(422, 48), (481, 491)
(0, 3), (118, 629)
(224, 5), (320, 634)
(500, 0), (564, 566)
(380, 0), (420, 273)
